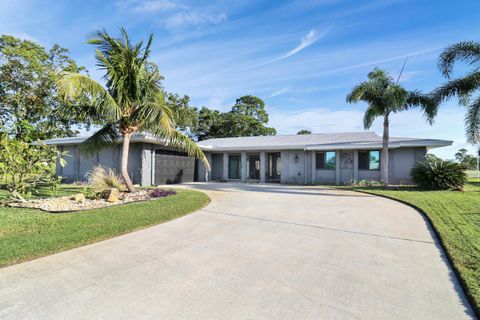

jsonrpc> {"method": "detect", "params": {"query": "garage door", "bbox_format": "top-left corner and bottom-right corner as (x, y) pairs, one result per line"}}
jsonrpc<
(154, 150), (195, 185)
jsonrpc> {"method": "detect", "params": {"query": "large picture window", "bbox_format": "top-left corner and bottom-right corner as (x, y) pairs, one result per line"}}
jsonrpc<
(316, 151), (336, 169)
(358, 150), (380, 170)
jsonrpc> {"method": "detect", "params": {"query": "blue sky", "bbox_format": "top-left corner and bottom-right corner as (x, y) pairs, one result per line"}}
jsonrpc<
(1, 0), (479, 158)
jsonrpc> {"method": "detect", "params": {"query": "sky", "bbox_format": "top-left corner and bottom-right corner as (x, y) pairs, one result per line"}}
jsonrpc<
(1, 0), (479, 159)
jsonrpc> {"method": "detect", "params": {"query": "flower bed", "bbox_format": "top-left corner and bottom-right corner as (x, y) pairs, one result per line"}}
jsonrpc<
(8, 188), (176, 213)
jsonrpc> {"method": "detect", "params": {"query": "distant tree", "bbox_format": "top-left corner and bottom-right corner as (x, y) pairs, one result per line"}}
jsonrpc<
(56, 28), (207, 192)
(0, 35), (85, 141)
(297, 129), (312, 135)
(190, 95), (276, 141)
(165, 93), (197, 132)
(191, 107), (224, 141)
(455, 148), (477, 169)
(434, 41), (480, 144)
(346, 67), (437, 186)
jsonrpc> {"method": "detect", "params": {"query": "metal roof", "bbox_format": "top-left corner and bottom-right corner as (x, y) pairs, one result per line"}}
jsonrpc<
(196, 132), (452, 151)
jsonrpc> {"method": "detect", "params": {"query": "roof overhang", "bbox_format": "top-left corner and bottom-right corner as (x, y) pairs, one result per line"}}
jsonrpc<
(198, 139), (453, 152)
(40, 133), (167, 146)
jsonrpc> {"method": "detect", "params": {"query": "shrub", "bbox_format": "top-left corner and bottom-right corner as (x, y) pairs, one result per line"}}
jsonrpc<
(87, 166), (126, 193)
(0, 138), (67, 201)
(149, 188), (176, 198)
(411, 159), (466, 190)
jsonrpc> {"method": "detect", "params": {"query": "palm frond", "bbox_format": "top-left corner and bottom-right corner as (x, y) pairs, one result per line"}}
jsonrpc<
(385, 84), (408, 112)
(79, 124), (119, 155)
(432, 71), (480, 103)
(149, 128), (210, 171)
(346, 81), (381, 105)
(438, 41), (480, 78)
(57, 72), (121, 121)
(363, 105), (380, 129)
(465, 96), (480, 144)
(406, 90), (438, 124)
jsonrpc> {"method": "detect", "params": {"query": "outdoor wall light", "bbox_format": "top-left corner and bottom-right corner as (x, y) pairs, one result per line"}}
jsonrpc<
(294, 153), (299, 163)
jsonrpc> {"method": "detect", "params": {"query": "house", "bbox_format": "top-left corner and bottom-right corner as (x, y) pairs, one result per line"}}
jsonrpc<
(43, 133), (196, 186)
(43, 131), (452, 186)
(195, 132), (452, 185)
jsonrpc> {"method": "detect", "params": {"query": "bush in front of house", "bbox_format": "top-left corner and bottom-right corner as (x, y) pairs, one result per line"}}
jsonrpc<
(411, 158), (466, 190)
(149, 188), (176, 198)
(87, 166), (126, 194)
(0, 138), (67, 202)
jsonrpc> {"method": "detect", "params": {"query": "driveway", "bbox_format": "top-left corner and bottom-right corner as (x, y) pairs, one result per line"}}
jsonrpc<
(0, 183), (474, 319)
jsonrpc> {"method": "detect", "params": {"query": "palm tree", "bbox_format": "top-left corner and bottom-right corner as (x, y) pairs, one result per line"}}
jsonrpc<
(346, 67), (437, 186)
(434, 41), (480, 143)
(57, 28), (209, 192)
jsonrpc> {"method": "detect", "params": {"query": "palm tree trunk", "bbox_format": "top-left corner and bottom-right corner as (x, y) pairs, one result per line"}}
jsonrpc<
(121, 133), (135, 192)
(382, 114), (389, 186)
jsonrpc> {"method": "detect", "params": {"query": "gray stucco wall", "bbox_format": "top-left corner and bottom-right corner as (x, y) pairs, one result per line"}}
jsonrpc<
(389, 147), (426, 184)
(315, 169), (336, 184)
(280, 151), (307, 184)
(57, 143), (146, 185)
(210, 153), (224, 180)
(203, 147), (427, 185)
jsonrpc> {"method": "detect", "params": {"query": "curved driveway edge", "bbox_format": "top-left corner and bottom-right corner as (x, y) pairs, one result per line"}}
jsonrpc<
(0, 182), (475, 319)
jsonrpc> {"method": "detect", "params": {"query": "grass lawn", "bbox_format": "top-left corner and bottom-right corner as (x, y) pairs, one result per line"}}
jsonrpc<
(348, 179), (480, 315)
(0, 187), (209, 267)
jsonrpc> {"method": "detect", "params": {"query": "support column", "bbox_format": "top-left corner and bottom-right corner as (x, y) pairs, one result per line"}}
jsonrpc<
(206, 152), (212, 181)
(311, 151), (316, 184)
(335, 150), (341, 184)
(241, 152), (247, 182)
(260, 151), (266, 183)
(353, 150), (359, 182)
(223, 152), (229, 180)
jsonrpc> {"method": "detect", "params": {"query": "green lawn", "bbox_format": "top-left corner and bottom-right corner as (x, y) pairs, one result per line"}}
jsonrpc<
(0, 188), (209, 267)
(349, 179), (480, 316)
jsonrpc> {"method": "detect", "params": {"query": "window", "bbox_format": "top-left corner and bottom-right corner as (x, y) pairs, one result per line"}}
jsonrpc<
(316, 151), (336, 169)
(358, 150), (380, 170)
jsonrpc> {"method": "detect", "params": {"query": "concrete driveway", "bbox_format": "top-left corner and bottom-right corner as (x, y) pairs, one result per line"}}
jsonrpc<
(0, 183), (474, 319)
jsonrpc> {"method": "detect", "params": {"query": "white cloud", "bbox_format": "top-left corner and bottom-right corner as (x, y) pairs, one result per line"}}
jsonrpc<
(118, 0), (183, 12)
(269, 87), (290, 98)
(133, 0), (183, 12)
(165, 11), (227, 29)
(283, 29), (321, 58)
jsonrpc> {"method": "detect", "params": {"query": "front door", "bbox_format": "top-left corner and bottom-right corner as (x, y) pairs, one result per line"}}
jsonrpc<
(247, 154), (260, 180)
(266, 152), (281, 182)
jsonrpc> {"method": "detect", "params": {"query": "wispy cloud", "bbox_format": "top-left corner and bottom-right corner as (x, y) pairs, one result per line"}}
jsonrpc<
(283, 29), (321, 58)
(268, 87), (290, 98)
(130, 0), (184, 12)
(165, 11), (227, 29)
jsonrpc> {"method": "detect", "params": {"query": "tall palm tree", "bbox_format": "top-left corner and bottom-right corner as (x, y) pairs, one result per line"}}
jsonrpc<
(434, 41), (480, 143)
(346, 67), (437, 186)
(57, 28), (209, 192)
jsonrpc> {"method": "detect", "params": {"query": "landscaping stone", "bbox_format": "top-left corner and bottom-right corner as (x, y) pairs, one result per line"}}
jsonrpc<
(8, 188), (175, 212)
(102, 188), (120, 202)
(70, 193), (86, 203)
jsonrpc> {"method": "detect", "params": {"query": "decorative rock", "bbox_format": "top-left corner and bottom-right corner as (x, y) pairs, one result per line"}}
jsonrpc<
(9, 188), (175, 212)
(70, 193), (86, 203)
(102, 188), (120, 202)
